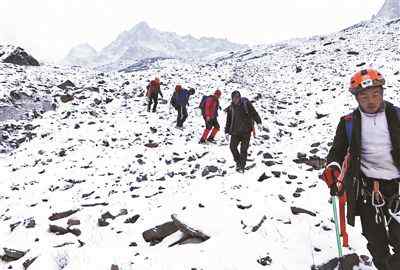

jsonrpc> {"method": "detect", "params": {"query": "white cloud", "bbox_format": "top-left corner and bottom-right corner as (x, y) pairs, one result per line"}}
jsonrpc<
(0, 0), (385, 61)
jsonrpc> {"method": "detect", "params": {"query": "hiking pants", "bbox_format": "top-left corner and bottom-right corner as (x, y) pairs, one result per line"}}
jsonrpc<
(204, 117), (220, 130)
(359, 177), (400, 270)
(147, 95), (158, 112)
(230, 133), (251, 168)
(176, 105), (188, 127)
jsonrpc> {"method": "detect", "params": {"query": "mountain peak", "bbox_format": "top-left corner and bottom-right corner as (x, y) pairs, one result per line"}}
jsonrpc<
(131, 21), (151, 31)
(376, 0), (400, 20)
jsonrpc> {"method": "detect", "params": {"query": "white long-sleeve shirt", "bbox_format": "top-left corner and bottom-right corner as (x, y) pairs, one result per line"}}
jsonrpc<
(360, 110), (400, 180)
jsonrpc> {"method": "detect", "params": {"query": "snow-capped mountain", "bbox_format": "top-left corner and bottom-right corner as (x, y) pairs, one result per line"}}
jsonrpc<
(2, 17), (400, 270)
(64, 22), (248, 71)
(0, 45), (39, 66)
(63, 43), (98, 67)
(377, 0), (400, 20)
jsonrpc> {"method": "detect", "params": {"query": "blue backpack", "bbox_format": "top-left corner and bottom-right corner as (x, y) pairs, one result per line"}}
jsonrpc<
(199, 95), (211, 113)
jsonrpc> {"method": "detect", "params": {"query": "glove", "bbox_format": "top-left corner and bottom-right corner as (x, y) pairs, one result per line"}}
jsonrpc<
(322, 164), (341, 188)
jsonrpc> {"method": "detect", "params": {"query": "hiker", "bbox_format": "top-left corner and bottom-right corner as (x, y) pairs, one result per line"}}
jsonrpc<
(225, 91), (262, 172)
(199, 89), (222, 144)
(322, 69), (400, 270)
(146, 77), (163, 112)
(170, 85), (195, 128)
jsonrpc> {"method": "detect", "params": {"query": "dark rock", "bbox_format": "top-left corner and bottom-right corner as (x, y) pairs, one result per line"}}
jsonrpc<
(23, 256), (38, 269)
(124, 215), (140, 224)
(258, 173), (271, 182)
(60, 94), (74, 103)
(142, 221), (179, 245)
(312, 253), (359, 270)
(67, 219), (80, 226)
(49, 209), (79, 221)
(1, 248), (26, 262)
(237, 204), (252, 210)
(316, 112), (329, 119)
(257, 255), (272, 266)
(58, 80), (76, 90)
(263, 153), (273, 159)
(98, 218), (110, 227)
(291, 206), (316, 216)
(347, 51), (359, 56)
(144, 142), (159, 148)
(202, 165), (219, 177)
(1, 46), (39, 66)
(272, 171), (281, 178)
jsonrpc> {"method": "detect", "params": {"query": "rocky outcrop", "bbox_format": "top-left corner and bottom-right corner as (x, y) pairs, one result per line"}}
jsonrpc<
(0, 45), (39, 66)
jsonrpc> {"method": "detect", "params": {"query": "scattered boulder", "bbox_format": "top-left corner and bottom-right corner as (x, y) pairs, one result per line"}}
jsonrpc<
(60, 94), (74, 103)
(311, 253), (360, 270)
(1, 248), (27, 262)
(49, 209), (79, 221)
(291, 206), (316, 216)
(58, 80), (76, 90)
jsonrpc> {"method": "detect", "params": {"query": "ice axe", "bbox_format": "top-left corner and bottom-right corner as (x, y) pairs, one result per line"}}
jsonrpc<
(330, 153), (351, 257)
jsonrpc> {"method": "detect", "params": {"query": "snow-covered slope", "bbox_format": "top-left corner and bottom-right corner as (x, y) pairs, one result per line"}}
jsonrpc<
(377, 0), (400, 20)
(64, 22), (248, 71)
(2, 19), (400, 269)
(62, 44), (98, 67)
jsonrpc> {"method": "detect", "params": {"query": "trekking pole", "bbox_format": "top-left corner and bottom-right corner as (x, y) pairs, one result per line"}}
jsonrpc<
(331, 193), (343, 257)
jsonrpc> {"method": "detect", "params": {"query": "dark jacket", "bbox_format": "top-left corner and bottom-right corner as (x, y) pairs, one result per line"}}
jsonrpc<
(327, 101), (400, 226)
(225, 98), (262, 135)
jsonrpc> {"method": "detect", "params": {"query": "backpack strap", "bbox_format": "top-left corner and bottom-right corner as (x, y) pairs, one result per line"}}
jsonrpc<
(395, 106), (400, 121)
(344, 113), (353, 146)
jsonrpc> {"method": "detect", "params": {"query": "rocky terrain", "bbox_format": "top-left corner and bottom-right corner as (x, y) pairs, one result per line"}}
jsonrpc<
(1, 17), (400, 270)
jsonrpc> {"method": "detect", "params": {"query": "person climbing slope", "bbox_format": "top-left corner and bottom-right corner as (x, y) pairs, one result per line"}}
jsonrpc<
(199, 89), (222, 144)
(146, 77), (163, 113)
(170, 85), (195, 128)
(322, 69), (400, 270)
(225, 91), (261, 172)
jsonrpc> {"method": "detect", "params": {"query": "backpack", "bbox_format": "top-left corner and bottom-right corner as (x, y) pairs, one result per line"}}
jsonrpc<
(199, 95), (211, 113)
(147, 80), (158, 97)
(344, 106), (400, 145)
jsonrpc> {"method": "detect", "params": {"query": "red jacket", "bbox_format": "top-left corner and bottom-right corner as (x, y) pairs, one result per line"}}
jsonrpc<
(204, 96), (219, 119)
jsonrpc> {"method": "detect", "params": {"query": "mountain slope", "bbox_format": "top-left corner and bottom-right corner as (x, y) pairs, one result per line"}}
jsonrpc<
(377, 0), (400, 20)
(63, 43), (98, 67)
(2, 19), (400, 269)
(64, 22), (247, 71)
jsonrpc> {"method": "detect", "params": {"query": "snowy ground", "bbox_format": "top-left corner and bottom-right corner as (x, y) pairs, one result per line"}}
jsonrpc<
(2, 18), (400, 269)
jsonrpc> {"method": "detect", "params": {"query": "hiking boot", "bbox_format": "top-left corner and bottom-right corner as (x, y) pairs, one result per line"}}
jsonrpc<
(235, 163), (244, 173)
(207, 137), (216, 143)
(199, 138), (206, 144)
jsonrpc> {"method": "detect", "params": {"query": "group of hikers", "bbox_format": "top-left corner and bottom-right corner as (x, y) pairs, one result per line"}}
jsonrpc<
(145, 77), (261, 173)
(147, 68), (400, 269)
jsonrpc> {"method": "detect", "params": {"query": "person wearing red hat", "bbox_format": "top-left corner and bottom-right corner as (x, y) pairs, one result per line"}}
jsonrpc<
(323, 69), (400, 270)
(199, 89), (222, 143)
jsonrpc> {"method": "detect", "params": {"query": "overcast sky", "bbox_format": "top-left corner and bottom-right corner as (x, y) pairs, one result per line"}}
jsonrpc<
(0, 0), (385, 61)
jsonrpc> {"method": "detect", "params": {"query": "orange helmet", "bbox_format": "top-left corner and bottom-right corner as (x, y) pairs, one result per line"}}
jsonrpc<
(349, 69), (385, 95)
